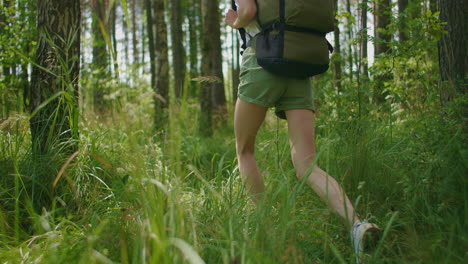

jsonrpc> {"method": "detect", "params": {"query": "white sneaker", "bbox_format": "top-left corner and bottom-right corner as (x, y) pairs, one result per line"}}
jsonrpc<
(350, 219), (380, 263)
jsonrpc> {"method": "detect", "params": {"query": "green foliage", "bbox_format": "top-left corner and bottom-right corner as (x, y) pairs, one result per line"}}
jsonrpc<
(0, 1), (36, 68)
(0, 1), (466, 263)
(370, 8), (444, 113)
(1, 94), (466, 262)
(0, 0), (37, 118)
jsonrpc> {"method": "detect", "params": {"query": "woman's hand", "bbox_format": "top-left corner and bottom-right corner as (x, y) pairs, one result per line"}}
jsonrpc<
(225, 8), (239, 28)
(224, 0), (257, 29)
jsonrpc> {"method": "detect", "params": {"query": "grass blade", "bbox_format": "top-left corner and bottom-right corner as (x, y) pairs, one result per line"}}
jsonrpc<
(170, 238), (205, 264)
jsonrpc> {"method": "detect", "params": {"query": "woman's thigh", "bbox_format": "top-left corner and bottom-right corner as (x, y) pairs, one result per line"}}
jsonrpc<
(234, 98), (268, 154)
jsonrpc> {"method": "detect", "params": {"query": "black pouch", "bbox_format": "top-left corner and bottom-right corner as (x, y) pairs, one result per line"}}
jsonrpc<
(255, 32), (291, 77)
(255, 31), (330, 79)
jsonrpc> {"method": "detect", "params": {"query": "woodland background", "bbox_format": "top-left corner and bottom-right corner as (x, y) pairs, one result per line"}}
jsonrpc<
(0, 0), (466, 263)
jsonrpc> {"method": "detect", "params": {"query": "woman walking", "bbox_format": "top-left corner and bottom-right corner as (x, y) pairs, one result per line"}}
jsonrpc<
(225, 0), (379, 262)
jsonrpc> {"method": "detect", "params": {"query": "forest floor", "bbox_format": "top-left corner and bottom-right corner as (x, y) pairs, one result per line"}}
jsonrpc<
(0, 97), (466, 264)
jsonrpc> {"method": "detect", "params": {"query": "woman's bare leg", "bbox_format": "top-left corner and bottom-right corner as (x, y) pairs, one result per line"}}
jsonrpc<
(285, 109), (358, 226)
(234, 99), (268, 203)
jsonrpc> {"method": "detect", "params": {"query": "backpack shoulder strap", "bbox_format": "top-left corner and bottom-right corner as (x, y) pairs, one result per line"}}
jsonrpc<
(232, 0), (248, 55)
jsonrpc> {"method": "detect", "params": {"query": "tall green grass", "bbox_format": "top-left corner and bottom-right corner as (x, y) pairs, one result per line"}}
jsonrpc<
(0, 85), (466, 263)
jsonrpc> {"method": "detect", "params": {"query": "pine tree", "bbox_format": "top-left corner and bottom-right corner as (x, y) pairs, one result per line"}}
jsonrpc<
(154, 0), (170, 129)
(438, 0), (467, 103)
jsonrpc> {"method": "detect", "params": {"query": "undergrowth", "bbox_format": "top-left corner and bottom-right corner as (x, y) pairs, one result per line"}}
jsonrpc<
(0, 90), (466, 263)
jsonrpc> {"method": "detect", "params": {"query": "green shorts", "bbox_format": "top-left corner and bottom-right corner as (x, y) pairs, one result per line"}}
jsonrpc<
(238, 45), (315, 119)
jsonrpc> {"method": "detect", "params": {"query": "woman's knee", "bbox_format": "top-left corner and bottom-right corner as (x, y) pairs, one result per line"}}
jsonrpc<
(236, 140), (255, 157)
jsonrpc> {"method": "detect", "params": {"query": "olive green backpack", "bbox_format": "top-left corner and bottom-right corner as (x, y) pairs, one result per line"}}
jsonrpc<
(242, 0), (335, 79)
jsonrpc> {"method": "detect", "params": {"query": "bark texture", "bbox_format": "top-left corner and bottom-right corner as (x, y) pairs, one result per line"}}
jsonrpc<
(203, 0), (226, 129)
(398, 0), (408, 42)
(188, 1), (200, 97)
(145, 0), (156, 91)
(199, 0), (213, 136)
(359, 0), (369, 78)
(438, 0), (467, 103)
(170, 0), (186, 98)
(92, 0), (108, 68)
(29, 0), (81, 154)
(92, 0), (109, 112)
(154, 0), (170, 129)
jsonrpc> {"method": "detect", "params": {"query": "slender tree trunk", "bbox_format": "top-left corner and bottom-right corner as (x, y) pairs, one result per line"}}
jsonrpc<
(345, 0), (354, 82)
(333, 0), (342, 96)
(131, 0), (139, 66)
(141, 19), (146, 65)
(200, 0), (213, 136)
(375, 0), (391, 56)
(19, 2), (32, 115)
(92, 0), (109, 68)
(232, 29), (240, 105)
(122, 7), (130, 77)
(359, 0), (368, 78)
(429, 0), (437, 13)
(92, 0), (110, 113)
(207, 0), (226, 127)
(19, 62), (28, 113)
(398, 0), (409, 42)
(154, 0), (170, 129)
(438, 0), (467, 103)
(373, 0), (392, 104)
(29, 0), (81, 154)
(145, 0), (156, 91)
(170, 0), (186, 98)
(111, 2), (119, 77)
(188, 1), (200, 97)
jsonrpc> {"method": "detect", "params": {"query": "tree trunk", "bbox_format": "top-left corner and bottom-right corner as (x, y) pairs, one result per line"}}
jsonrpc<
(232, 29), (240, 105)
(141, 19), (146, 65)
(374, 0), (391, 56)
(205, 0), (226, 128)
(154, 0), (170, 129)
(438, 0), (467, 103)
(29, 0), (81, 154)
(122, 6), (130, 77)
(92, 0), (109, 69)
(199, 0), (214, 136)
(131, 0), (139, 66)
(92, 0), (110, 113)
(373, 0), (392, 104)
(359, 0), (368, 78)
(170, 0), (186, 98)
(188, 1), (200, 97)
(145, 0), (156, 91)
(429, 0), (437, 13)
(111, 2), (119, 77)
(333, 0), (342, 95)
(345, 0), (354, 82)
(398, 0), (409, 42)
